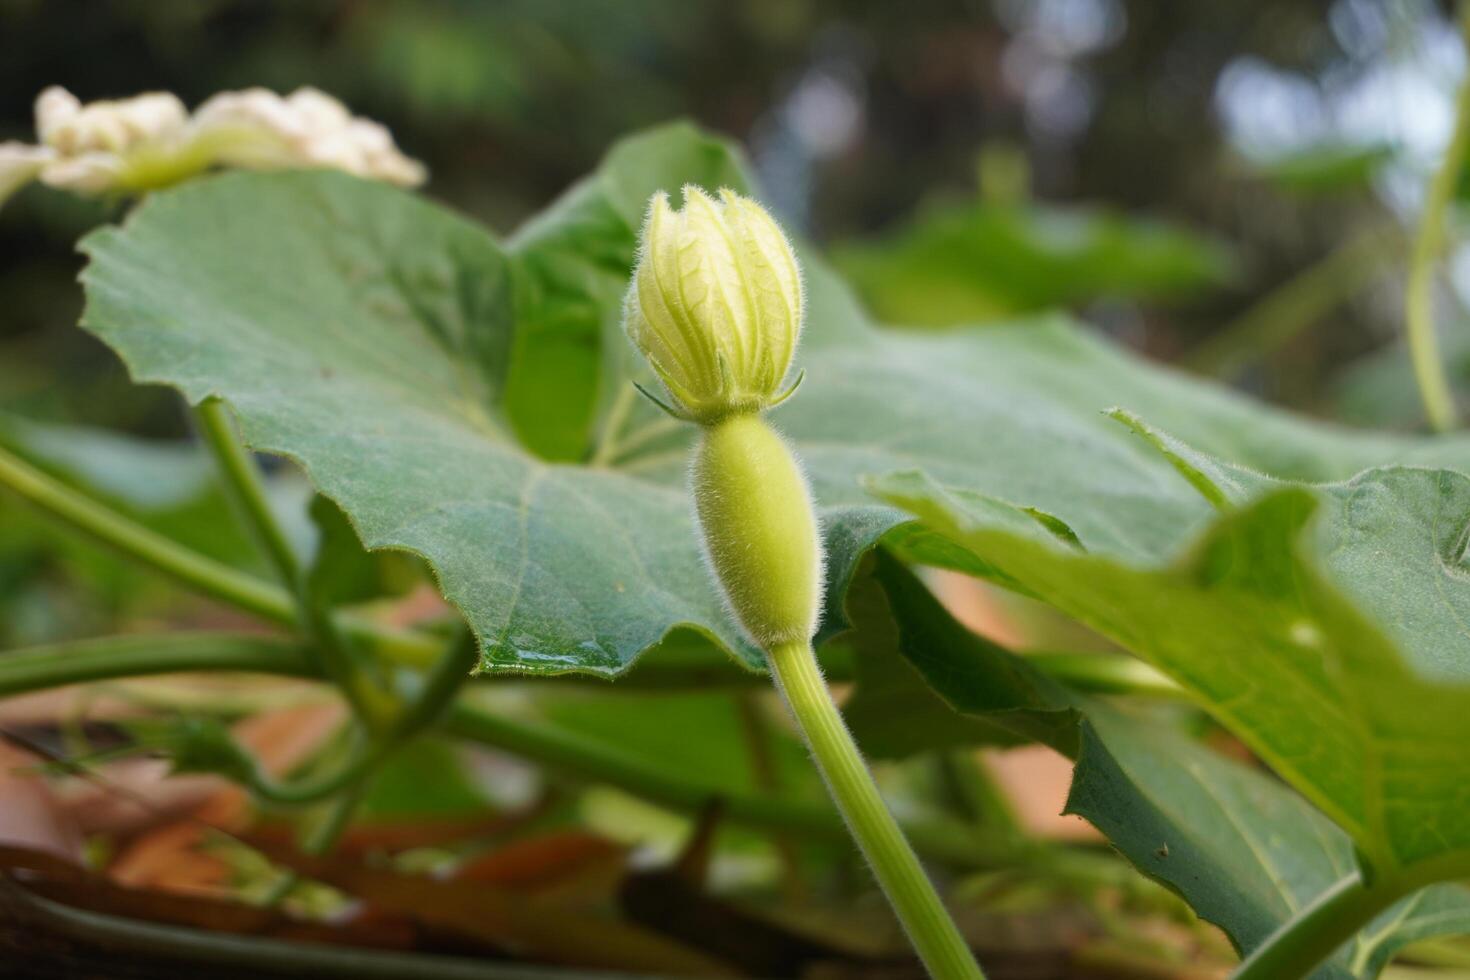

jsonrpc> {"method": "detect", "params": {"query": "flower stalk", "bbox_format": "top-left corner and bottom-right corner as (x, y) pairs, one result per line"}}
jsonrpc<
(622, 185), (985, 979)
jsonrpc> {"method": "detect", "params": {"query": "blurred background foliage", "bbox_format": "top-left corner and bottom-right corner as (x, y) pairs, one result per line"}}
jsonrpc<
(6, 0), (1467, 644)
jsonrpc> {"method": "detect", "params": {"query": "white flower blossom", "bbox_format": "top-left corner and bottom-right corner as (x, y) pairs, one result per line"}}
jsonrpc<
(0, 85), (425, 211)
(36, 88), (188, 156)
(192, 87), (427, 186)
(0, 143), (53, 204)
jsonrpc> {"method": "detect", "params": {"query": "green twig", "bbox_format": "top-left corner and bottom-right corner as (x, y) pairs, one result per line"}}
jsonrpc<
(245, 736), (384, 806)
(245, 632), (481, 806)
(259, 784), (367, 908)
(0, 441), (292, 622)
(1405, 14), (1470, 432)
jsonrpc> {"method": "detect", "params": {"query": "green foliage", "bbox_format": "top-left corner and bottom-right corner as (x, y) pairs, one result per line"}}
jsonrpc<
(124, 715), (259, 785)
(1248, 142), (1398, 196)
(832, 201), (1236, 325)
(67, 120), (1470, 976)
(357, 736), (497, 819)
(1071, 707), (1470, 979)
(306, 494), (417, 608)
(873, 458), (1470, 879)
(79, 125), (1464, 679)
(849, 553), (1470, 978)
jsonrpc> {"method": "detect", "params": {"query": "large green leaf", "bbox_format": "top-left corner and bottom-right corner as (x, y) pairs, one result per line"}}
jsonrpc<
(853, 552), (1470, 978)
(1071, 706), (1470, 979)
(871, 461), (1470, 880)
(76, 121), (1470, 673)
(840, 551), (1077, 759)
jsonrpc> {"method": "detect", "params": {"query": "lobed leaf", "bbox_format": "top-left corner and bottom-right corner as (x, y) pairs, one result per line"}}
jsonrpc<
(852, 552), (1470, 978)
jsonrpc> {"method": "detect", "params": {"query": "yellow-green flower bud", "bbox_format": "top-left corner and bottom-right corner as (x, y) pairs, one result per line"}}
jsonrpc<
(622, 186), (804, 423)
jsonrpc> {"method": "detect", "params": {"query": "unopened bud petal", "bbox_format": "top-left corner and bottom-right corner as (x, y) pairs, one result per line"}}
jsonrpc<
(623, 187), (803, 422)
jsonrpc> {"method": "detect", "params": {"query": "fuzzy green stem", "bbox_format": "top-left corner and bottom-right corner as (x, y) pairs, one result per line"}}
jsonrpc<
(769, 639), (984, 980)
(1231, 872), (1405, 980)
(1406, 16), (1470, 432)
(0, 441), (442, 669)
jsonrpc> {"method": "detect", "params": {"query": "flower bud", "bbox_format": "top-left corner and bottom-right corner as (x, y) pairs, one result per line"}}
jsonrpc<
(623, 186), (804, 423)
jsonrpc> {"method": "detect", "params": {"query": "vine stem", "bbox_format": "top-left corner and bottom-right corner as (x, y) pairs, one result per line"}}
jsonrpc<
(1406, 13), (1470, 433)
(768, 639), (984, 980)
(0, 633), (314, 698)
(241, 628), (482, 806)
(194, 398), (303, 593)
(0, 630), (1126, 879)
(0, 440), (291, 622)
(0, 441), (441, 669)
(194, 398), (395, 728)
(1231, 871), (1405, 980)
